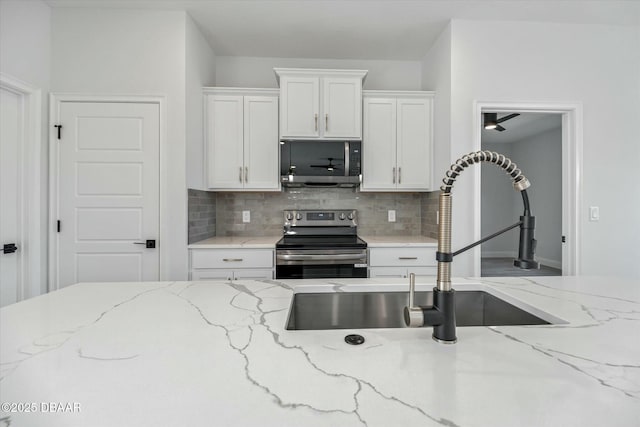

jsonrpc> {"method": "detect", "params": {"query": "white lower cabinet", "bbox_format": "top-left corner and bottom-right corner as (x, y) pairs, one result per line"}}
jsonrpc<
(368, 247), (437, 278)
(190, 248), (274, 281)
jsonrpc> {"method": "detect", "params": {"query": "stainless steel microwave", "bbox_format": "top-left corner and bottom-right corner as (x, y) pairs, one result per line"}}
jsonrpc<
(280, 140), (362, 187)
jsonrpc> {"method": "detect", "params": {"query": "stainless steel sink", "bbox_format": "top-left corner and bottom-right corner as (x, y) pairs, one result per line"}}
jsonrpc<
(286, 290), (552, 330)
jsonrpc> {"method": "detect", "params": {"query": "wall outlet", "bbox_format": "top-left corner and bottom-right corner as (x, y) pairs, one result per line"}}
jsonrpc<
(388, 210), (396, 222)
(589, 206), (599, 222)
(242, 210), (250, 223)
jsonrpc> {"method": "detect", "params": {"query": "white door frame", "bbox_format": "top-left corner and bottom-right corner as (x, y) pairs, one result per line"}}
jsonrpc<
(473, 101), (583, 276)
(0, 72), (43, 299)
(49, 94), (166, 290)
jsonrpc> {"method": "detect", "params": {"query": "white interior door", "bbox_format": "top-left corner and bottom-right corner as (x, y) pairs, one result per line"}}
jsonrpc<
(0, 87), (23, 306)
(55, 101), (160, 287)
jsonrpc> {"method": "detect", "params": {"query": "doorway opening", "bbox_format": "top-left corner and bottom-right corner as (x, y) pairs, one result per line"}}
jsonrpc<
(481, 112), (562, 276)
(474, 102), (582, 277)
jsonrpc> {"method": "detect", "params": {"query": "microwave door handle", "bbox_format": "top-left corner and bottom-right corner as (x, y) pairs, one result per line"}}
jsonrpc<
(344, 142), (349, 177)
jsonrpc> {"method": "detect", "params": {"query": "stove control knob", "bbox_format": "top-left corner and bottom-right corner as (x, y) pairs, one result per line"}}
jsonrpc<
(348, 213), (355, 220)
(339, 213), (346, 220)
(286, 213), (294, 221)
(296, 213), (303, 220)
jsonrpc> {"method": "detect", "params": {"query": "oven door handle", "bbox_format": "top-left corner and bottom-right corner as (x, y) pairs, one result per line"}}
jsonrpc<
(277, 253), (366, 262)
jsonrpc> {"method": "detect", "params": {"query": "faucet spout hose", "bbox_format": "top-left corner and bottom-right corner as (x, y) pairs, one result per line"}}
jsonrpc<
(441, 150), (530, 194)
(437, 193), (452, 291)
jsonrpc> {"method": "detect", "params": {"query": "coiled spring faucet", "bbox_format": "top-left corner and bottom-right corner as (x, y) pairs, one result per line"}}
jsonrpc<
(404, 151), (540, 343)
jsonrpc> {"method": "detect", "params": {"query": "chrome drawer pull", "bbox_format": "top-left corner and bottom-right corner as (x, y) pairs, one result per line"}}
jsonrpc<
(223, 258), (243, 262)
(398, 257), (418, 260)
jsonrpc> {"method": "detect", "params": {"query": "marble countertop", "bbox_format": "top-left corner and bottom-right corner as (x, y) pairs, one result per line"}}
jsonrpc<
(360, 235), (437, 247)
(1, 276), (639, 426)
(189, 235), (437, 249)
(188, 235), (282, 248)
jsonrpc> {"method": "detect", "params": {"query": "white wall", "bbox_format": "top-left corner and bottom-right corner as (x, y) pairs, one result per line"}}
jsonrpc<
(51, 8), (190, 280)
(186, 14), (217, 190)
(482, 126), (563, 269)
(215, 56), (422, 90)
(512, 126), (563, 268)
(421, 23), (452, 184)
(0, 0), (51, 295)
(449, 20), (640, 278)
(480, 142), (518, 256)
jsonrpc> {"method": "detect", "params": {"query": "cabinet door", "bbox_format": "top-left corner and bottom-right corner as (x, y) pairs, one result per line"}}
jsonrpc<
(207, 95), (244, 189)
(362, 98), (397, 190)
(322, 77), (362, 139)
(244, 95), (279, 190)
(369, 247), (437, 267)
(396, 98), (432, 190)
(232, 269), (273, 280)
(368, 267), (407, 279)
(280, 76), (319, 139)
(191, 269), (234, 281)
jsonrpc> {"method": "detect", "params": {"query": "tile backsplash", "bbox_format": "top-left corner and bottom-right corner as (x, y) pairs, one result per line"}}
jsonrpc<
(187, 189), (216, 243)
(188, 188), (440, 240)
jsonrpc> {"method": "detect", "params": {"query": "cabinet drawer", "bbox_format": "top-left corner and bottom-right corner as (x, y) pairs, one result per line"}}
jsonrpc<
(191, 269), (234, 281)
(369, 247), (436, 267)
(190, 268), (273, 281)
(368, 267), (406, 278)
(191, 249), (273, 269)
(369, 266), (437, 279)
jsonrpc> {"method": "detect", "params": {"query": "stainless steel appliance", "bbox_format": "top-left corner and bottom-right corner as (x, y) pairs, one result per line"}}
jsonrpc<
(275, 209), (367, 279)
(280, 140), (362, 187)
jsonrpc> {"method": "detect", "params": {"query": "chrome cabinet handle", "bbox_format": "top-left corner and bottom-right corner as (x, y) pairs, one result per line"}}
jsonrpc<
(398, 167), (402, 184)
(325, 113), (328, 131)
(314, 114), (318, 131)
(239, 167), (243, 183)
(398, 257), (418, 260)
(392, 167), (396, 184)
(244, 166), (248, 183)
(223, 258), (243, 262)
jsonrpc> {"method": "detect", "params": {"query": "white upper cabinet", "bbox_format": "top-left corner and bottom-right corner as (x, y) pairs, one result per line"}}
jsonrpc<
(205, 88), (280, 191)
(361, 91), (434, 192)
(275, 68), (367, 140)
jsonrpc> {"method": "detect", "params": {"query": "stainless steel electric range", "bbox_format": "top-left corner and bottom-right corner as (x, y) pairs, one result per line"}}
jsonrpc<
(275, 209), (368, 279)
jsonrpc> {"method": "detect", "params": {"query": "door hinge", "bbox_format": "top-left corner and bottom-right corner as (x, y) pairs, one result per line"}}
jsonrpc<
(57, 220), (61, 232)
(561, 235), (566, 243)
(54, 124), (62, 140)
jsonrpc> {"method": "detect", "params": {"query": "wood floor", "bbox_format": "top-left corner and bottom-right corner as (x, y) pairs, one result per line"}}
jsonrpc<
(481, 257), (561, 277)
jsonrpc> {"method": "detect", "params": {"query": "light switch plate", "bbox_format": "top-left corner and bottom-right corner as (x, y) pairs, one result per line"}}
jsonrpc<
(242, 210), (250, 223)
(388, 210), (396, 222)
(589, 206), (599, 222)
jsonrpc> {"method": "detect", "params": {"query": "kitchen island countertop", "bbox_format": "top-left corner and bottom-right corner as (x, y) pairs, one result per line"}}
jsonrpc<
(1, 276), (639, 426)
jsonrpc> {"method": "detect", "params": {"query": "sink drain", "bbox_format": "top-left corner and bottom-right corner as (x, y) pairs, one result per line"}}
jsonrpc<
(344, 334), (365, 345)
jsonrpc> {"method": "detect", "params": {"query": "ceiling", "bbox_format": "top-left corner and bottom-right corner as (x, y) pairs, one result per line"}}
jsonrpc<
(481, 113), (562, 144)
(45, 0), (640, 60)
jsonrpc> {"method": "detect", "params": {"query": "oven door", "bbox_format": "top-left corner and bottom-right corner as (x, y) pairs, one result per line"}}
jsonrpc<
(276, 249), (368, 279)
